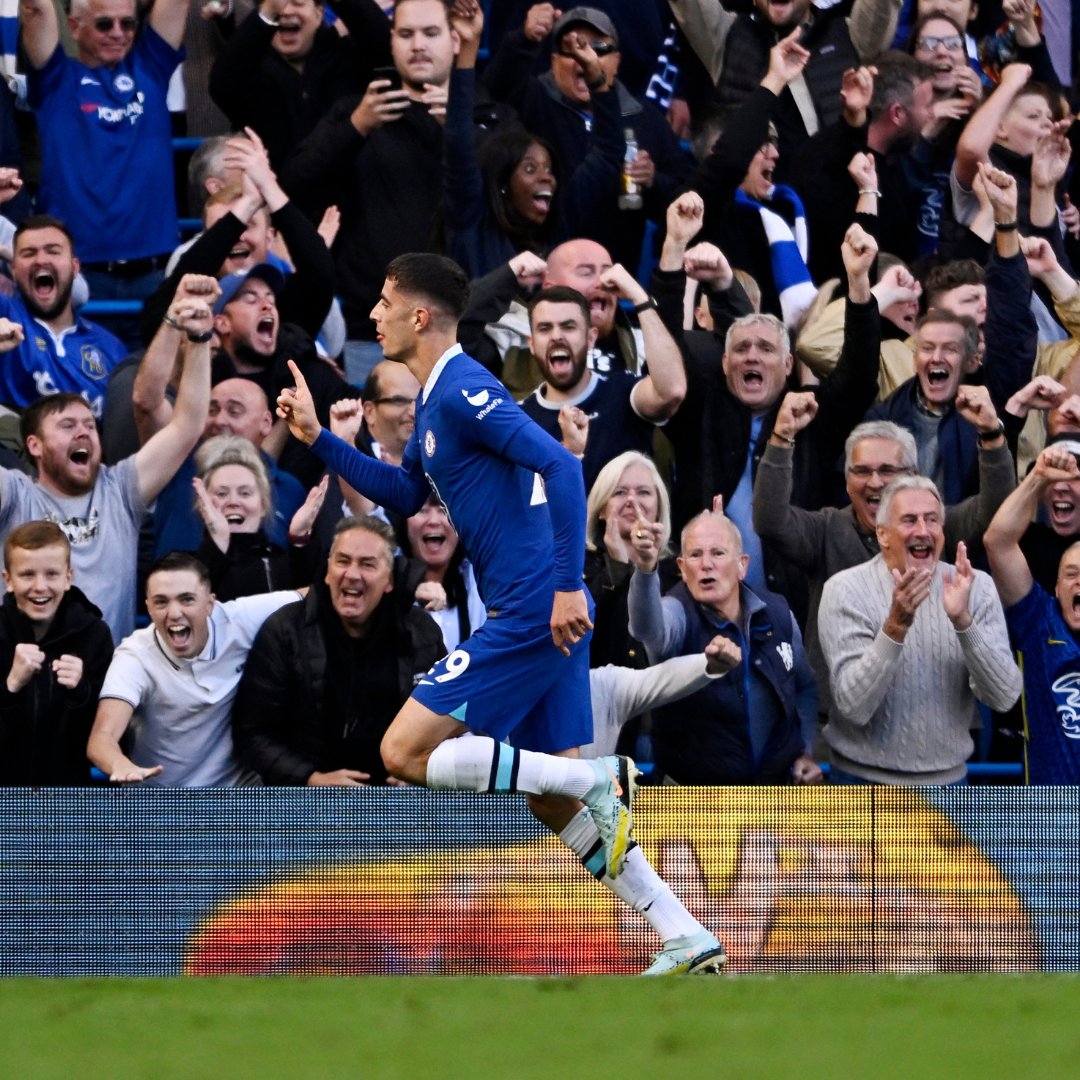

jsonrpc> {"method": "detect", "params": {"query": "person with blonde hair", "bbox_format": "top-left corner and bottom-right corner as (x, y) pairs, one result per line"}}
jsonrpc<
(192, 434), (327, 601)
(585, 451), (676, 676)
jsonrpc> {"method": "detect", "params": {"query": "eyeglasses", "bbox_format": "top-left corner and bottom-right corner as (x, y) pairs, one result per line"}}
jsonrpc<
(916, 34), (964, 51)
(373, 396), (415, 408)
(561, 40), (618, 57)
(847, 465), (912, 479)
(92, 16), (137, 31)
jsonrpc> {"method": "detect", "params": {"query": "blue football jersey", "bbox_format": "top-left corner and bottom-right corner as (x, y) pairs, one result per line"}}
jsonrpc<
(314, 346), (587, 622)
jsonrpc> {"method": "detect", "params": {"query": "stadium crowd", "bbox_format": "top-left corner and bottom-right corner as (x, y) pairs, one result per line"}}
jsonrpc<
(1, 0), (1080, 788)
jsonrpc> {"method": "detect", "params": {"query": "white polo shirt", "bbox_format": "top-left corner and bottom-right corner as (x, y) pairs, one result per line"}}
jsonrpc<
(100, 590), (302, 787)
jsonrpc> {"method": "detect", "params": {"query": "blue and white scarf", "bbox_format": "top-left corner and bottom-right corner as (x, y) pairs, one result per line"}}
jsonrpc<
(734, 184), (817, 327)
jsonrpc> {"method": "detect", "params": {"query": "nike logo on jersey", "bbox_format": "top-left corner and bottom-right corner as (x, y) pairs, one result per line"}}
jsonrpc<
(1049, 639), (1069, 646)
(80, 76), (101, 86)
(463, 389), (489, 407)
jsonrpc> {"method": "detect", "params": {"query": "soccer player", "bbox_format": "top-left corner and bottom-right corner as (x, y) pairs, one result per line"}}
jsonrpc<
(277, 252), (726, 975)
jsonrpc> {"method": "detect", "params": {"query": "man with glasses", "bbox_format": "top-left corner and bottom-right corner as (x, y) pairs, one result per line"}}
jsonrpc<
(484, 4), (691, 269)
(753, 413), (1015, 723)
(359, 361), (422, 469)
(19, 0), (189, 325)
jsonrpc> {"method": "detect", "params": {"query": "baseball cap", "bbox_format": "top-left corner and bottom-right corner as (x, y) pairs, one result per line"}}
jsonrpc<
(553, 6), (619, 48)
(213, 264), (286, 315)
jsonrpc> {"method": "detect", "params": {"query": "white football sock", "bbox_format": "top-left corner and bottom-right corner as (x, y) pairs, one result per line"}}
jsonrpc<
(426, 736), (597, 797)
(560, 808), (703, 943)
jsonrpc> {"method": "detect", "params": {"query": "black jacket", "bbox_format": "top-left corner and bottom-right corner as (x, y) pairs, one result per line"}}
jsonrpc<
(282, 93), (514, 339)
(209, 0), (391, 168)
(484, 29), (693, 269)
(0, 586), (113, 786)
(232, 578), (444, 785)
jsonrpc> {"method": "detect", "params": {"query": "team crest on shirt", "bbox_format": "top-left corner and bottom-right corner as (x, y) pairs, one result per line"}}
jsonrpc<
(80, 345), (106, 380)
(776, 642), (794, 671)
(424, 429), (436, 457)
(463, 388), (489, 407)
(114, 74), (134, 93)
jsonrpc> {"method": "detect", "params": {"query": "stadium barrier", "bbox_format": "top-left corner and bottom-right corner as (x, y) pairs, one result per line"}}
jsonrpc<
(1, 786), (1072, 976)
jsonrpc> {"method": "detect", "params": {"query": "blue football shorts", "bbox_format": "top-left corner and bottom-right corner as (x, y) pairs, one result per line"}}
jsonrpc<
(411, 613), (593, 753)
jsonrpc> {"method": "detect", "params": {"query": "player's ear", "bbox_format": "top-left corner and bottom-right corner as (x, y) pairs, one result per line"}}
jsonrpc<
(414, 305), (430, 332)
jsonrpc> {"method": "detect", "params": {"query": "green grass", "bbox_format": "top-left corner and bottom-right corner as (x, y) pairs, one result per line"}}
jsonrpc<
(3, 975), (1079, 1079)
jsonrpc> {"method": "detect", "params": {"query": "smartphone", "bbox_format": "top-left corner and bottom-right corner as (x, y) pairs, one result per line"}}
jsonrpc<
(372, 66), (402, 92)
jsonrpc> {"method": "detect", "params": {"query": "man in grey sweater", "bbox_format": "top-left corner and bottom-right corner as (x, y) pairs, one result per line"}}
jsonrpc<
(817, 476), (1021, 784)
(752, 399), (1016, 717)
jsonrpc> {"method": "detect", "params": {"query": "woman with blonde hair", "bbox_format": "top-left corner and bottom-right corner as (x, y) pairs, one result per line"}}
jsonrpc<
(193, 435), (326, 601)
(584, 451), (677, 672)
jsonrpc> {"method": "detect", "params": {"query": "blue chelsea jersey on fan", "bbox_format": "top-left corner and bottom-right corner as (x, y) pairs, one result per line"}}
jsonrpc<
(410, 346), (584, 620)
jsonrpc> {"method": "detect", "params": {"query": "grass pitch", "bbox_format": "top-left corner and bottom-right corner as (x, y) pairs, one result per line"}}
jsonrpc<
(4, 974), (1077, 1079)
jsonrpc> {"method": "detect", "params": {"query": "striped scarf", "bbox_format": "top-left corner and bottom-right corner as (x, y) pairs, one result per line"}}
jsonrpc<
(734, 184), (816, 327)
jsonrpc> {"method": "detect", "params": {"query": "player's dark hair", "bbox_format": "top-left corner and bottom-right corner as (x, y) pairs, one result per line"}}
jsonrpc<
(148, 552), (212, 589)
(13, 214), (76, 253)
(528, 286), (590, 327)
(20, 392), (93, 443)
(385, 253), (470, 321)
(4, 521), (71, 569)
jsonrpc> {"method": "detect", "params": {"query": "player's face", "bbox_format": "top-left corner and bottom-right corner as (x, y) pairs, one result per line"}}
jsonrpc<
(69, 0), (137, 67)
(12, 227), (79, 323)
(204, 379), (273, 444)
(550, 31), (619, 106)
(391, 0), (458, 91)
(875, 488), (944, 573)
(1055, 544), (1080, 630)
(508, 143), (557, 226)
(370, 278), (422, 363)
(544, 240), (616, 337)
(913, 321), (967, 408)
(407, 498), (459, 572)
(846, 438), (914, 533)
(326, 528), (394, 634)
(146, 569), (215, 659)
(26, 403), (102, 497)
(678, 516), (747, 619)
(204, 464), (267, 534)
(529, 299), (594, 392)
(913, 17), (968, 95)
(603, 462), (661, 542)
(217, 280), (279, 358)
(1041, 473), (1080, 536)
(3, 543), (73, 627)
(722, 321), (792, 412)
(272, 0), (322, 62)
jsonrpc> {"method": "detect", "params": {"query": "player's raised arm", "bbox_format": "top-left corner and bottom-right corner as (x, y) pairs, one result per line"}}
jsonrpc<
(279, 360), (429, 516)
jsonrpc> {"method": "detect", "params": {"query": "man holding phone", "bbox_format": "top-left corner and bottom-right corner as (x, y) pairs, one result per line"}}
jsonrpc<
(282, 0), (515, 386)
